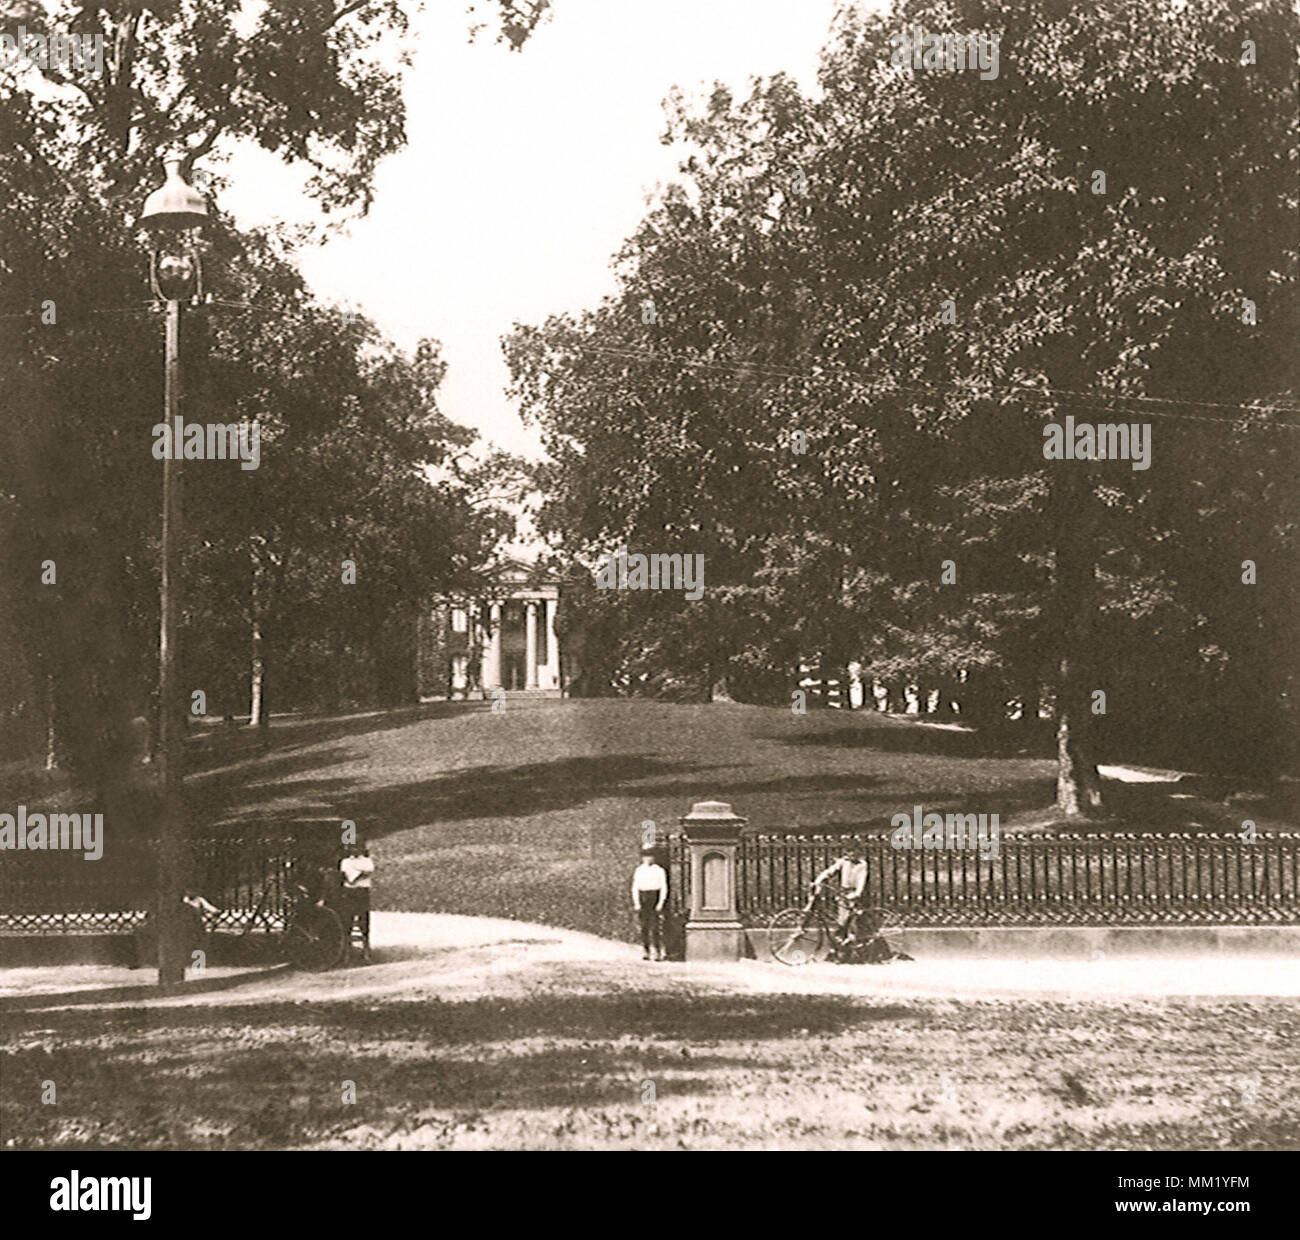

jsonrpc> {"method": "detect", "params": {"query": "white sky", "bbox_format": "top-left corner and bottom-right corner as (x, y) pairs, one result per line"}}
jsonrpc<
(220, 0), (844, 461)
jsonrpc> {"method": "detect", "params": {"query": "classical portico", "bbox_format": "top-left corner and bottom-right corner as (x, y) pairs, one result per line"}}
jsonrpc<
(476, 586), (562, 696)
(422, 555), (564, 701)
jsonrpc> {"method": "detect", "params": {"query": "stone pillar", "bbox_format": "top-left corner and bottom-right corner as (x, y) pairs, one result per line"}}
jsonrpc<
(484, 602), (502, 690)
(680, 800), (747, 961)
(525, 601), (539, 689)
(545, 596), (561, 692)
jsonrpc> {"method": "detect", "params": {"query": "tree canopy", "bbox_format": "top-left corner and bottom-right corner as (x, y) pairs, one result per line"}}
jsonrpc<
(506, 0), (1299, 809)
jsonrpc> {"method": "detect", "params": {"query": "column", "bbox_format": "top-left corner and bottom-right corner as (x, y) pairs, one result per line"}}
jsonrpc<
(465, 601), (479, 696)
(484, 602), (502, 690)
(525, 600), (539, 690)
(545, 595), (560, 691)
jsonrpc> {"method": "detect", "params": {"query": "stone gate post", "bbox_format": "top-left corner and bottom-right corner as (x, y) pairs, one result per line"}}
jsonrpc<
(680, 800), (747, 961)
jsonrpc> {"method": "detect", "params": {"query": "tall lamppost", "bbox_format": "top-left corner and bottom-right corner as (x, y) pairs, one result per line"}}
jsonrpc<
(139, 156), (208, 987)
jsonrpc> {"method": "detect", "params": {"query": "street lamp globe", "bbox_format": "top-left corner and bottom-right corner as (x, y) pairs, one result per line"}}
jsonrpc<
(139, 156), (208, 234)
(139, 156), (209, 302)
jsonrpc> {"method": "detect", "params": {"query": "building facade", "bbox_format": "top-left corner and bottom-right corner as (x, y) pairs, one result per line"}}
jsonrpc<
(419, 556), (563, 700)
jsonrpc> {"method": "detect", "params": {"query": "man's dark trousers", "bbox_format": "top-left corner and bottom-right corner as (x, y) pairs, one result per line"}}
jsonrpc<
(638, 891), (662, 956)
(339, 889), (370, 946)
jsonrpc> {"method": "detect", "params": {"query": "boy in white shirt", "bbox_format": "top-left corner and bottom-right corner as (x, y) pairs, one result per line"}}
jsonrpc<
(339, 845), (375, 961)
(631, 849), (668, 961)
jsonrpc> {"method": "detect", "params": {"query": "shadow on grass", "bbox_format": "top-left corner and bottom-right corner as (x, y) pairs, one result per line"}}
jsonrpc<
(0, 703), (487, 811)
(202, 749), (1058, 843)
(216, 754), (717, 832)
(1, 991), (916, 1148)
(185, 701), (486, 776)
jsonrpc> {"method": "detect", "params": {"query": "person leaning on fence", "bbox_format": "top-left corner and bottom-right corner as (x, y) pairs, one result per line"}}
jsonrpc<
(812, 846), (868, 956)
(631, 848), (668, 961)
(132, 889), (219, 968)
(182, 888), (220, 948)
(339, 845), (374, 961)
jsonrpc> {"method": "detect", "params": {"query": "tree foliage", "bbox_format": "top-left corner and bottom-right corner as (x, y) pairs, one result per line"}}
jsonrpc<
(506, 0), (1299, 804)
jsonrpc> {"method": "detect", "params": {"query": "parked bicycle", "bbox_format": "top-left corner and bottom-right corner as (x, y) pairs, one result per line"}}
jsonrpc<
(242, 879), (345, 971)
(768, 886), (912, 966)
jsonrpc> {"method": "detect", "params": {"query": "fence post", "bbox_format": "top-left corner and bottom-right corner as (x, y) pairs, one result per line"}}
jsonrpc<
(680, 800), (747, 961)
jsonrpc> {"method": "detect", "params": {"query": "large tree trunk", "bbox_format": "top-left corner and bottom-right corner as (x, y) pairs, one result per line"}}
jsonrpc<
(1051, 468), (1104, 816)
(1055, 653), (1103, 814)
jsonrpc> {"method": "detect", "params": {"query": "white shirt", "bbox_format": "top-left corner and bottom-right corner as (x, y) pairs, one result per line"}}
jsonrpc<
(340, 855), (374, 889)
(632, 862), (667, 906)
(816, 857), (867, 898)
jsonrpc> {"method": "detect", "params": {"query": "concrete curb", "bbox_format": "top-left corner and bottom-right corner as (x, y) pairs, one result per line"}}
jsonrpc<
(745, 924), (1300, 961)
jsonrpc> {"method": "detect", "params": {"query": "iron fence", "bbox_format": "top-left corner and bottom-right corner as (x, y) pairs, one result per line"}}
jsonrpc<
(0, 833), (337, 934)
(667, 830), (1300, 927)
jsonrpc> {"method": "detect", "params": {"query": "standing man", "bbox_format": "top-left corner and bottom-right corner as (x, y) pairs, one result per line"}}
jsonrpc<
(631, 847), (668, 961)
(339, 844), (375, 962)
(812, 844), (869, 959)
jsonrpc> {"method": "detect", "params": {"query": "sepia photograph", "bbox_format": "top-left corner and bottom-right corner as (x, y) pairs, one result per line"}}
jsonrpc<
(1, 0), (1297, 1211)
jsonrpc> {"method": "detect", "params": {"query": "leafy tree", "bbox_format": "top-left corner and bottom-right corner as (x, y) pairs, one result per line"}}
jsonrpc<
(10, 0), (548, 207)
(507, 0), (1298, 813)
(1, 0), (538, 791)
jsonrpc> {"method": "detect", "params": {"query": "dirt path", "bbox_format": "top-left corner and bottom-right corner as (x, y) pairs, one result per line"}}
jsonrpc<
(6, 912), (1298, 1012)
(6, 914), (1298, 1151)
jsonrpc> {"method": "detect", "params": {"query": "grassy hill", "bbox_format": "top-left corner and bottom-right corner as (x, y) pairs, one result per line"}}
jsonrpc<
(166, 698), (1286, 942)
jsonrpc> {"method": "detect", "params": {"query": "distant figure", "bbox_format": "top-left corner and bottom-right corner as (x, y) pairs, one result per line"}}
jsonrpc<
(339, 845), (374, 961)
(631, 848), (668, 961)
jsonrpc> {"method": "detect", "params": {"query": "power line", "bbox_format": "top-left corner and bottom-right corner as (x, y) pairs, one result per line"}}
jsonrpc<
(574, 341), (1300, 416)
(8, 301), (1296, 430)
(567, 342), (1300, 429)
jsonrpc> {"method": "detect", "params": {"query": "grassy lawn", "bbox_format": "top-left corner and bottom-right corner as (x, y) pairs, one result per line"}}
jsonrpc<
(4, 978), (1296, 1150)
(160, 698), (1284, 943)
(188, 699), (1069, 940)
(3, 700), (1294, 944)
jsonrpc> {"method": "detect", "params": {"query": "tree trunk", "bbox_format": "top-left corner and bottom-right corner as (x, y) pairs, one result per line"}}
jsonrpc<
(43, 673), (57, 770)
(1051, 468), (1104, 816)
(249, 542), (268, 737)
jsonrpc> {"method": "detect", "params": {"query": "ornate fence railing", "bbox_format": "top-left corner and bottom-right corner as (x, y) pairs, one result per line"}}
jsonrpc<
(666, 831), (1300, 927)
(0, 833), (336, 935)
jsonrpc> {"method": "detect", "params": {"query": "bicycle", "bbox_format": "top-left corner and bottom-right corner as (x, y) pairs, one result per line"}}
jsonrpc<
(768, 887), (911, 966)
(242, 880), (346, 971)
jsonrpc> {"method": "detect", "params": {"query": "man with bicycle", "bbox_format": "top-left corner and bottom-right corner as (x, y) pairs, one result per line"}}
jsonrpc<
(812, 845), (869, 960)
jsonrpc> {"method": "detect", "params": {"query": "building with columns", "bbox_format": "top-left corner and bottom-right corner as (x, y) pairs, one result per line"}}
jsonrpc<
(418, 555), (564, 700)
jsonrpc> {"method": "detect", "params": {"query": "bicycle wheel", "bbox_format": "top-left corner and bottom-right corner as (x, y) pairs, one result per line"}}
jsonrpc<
(768, 907), (827, 966)
(284, 906), (345, 971)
